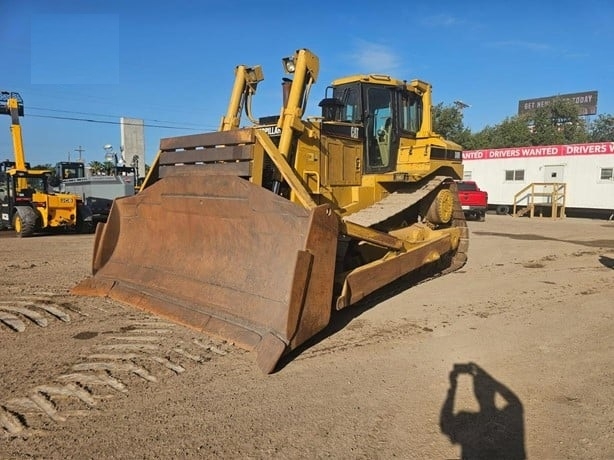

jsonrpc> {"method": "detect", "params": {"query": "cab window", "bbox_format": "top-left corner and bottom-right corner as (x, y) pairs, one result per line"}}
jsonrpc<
(366, 86), (393, 169)
(331, 85), (361, 123)
(400, 91), (421, 135)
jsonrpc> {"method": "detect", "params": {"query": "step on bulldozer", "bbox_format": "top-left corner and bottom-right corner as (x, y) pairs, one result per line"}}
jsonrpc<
(73, 49), (468, 373)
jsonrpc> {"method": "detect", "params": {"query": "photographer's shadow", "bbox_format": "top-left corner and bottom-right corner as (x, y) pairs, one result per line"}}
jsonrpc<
(440, 362), (527, 460)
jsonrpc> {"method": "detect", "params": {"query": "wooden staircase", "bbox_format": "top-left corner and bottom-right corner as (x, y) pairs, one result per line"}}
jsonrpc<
(512, 183), (567, 219)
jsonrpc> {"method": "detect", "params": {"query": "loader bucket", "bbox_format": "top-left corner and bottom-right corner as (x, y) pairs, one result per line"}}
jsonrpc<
(72, 173), (339, 373)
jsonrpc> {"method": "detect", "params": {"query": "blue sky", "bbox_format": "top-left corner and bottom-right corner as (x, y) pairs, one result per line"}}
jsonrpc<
(2, 0), (613, 166)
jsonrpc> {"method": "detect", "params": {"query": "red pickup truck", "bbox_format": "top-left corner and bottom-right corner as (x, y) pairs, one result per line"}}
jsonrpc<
(456, 180), (488, 221)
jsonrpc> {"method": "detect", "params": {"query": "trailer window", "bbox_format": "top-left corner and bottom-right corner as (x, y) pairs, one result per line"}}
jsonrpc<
(505, 169), (525, 181)
(600, 168), (613, 181)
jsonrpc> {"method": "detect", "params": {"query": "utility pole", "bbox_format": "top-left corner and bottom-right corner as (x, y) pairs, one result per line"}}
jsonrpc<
(74, 145), (85, 162)
(453, 100), (471, 110)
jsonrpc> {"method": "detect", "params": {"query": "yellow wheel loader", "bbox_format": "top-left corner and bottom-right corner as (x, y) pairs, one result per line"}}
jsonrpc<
(72, 49), (468, 373)
(0, 92), (94, 236)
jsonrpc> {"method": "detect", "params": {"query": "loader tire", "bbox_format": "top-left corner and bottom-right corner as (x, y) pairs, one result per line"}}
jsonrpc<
(13, 208), (37, 238)
(77, 204), (95, 234)
(76, 219), (95, 234)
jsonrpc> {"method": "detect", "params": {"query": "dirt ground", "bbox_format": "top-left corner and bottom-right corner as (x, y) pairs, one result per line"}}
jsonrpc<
(0, 214), (613, 459)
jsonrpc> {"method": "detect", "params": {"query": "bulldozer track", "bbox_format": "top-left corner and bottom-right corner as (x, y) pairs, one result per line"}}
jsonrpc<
(0, 296), (73, 332)
(0, 316), (233, 439)
(441, 180), (470, 276)
(343, 176), (451, 227)
(345, 176), (469, 278)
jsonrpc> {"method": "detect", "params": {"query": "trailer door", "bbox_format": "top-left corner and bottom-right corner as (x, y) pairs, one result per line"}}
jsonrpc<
(544, 165), (565, 181)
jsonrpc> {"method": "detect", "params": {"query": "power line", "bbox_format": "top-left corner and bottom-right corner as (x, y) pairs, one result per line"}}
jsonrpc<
(28, 105), (206, 127)
(26, 113), (208, 131)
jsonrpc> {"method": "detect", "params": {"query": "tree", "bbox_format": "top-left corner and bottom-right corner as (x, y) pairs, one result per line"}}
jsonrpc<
(429, 97), (612, 151)
(465, 125), (497, 150)
(88, 160), (106, 175)
(432, 103), (472, 147)
(485, 116), (534, 149)
(588, 114), (614, 142)
(522, 98), (588, 146)
(103, 161), (115, 175)
(462, 103), (609, 150)
(31, 163), (54, 170)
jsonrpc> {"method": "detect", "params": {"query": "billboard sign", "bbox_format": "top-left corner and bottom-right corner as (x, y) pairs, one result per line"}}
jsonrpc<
(463, 141), (614, 161)
(518, 91), (598, 116)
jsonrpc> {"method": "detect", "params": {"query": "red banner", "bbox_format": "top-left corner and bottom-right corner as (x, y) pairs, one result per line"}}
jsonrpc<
(463, 142), (614, 161)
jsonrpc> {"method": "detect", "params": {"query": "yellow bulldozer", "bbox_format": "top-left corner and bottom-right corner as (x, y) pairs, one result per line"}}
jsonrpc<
(73, 49), (468, 373)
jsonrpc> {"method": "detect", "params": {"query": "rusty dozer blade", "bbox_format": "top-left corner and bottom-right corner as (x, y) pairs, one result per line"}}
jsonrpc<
(72, 173), (339, 373)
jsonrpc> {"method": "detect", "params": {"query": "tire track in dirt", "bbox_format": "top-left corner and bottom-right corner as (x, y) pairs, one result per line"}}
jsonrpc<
(0, 308), (233, 439)
(0, 295), (73, 333)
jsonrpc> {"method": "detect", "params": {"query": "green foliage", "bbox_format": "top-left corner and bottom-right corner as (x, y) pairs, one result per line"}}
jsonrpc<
(526, 98), (588, 146)
(103, 161), (115, 174)
(88, 160), (106, 175)
(470, 117), (534, 149)
(88, 160), (116, 176)
(433, 97), (611, 150)
(432, 103), (472, 147)
(31, 163), (54, 171)
(588, 114), (614, 142)
(433, 103), (462, 139)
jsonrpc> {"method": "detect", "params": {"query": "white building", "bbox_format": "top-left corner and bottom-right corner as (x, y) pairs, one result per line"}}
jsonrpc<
(120, 117), (146, 180)
(462, 141), (614, 218)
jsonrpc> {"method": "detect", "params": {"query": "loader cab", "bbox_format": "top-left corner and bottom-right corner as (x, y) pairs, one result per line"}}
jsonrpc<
(11, 170), (50, 197)
(0, 162), (15, 227)
(322, 77), (423, 174)
(0, 167), (10, 203)
(0, 170), (10, 229)
(0, 167), (50, 229)
(1, 160), (31, 172)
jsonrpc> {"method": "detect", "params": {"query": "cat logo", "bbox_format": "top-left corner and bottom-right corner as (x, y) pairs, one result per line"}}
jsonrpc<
(261, 125), (281, 136)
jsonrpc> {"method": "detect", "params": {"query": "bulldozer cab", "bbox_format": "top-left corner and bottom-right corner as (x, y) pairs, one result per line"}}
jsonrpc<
(320, 78), (426, 174)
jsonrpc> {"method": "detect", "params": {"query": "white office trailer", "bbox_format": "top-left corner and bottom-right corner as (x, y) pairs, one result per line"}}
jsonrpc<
(461, 141), (614, 218)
